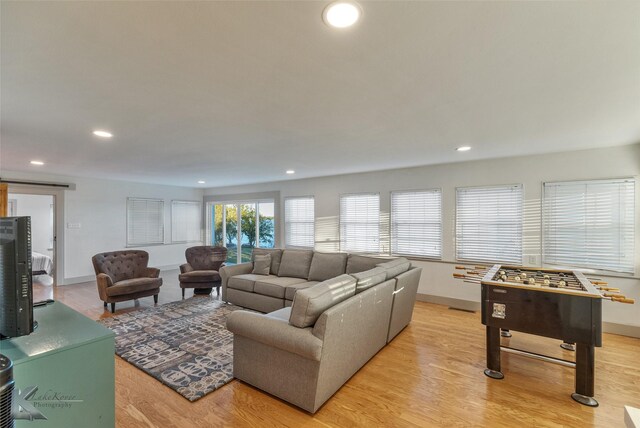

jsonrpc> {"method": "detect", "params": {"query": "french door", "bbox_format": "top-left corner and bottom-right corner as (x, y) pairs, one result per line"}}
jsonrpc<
(206, 200), (275, 264)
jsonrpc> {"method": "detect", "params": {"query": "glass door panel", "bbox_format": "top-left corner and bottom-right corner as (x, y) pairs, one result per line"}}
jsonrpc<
(210, 203), (224, 246)
(225, 204), (238, 264)
(259, 202), (275, 248)
(240, 203), (257, 263)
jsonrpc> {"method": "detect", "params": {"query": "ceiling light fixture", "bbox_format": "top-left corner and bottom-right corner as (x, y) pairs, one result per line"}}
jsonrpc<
(323, 2), (361, 28)
(30, 160), (44, 166)
(456, 146), (472, 152)
(286, 170), (295, 175)
(93, 130), (113, 138)
(197, 180), (206, 184)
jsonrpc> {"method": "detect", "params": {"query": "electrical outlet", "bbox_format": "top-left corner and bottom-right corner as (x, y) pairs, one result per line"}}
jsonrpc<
(528, 255), (537, 265)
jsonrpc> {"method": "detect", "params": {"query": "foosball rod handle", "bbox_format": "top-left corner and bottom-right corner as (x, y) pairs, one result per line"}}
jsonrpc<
(610, 296), (635, 304)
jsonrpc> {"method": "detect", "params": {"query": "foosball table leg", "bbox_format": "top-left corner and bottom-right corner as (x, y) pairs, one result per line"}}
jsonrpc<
(572, 343), (598, 407)
(500, 329), (512, 338)
(484, 326), (504, 379)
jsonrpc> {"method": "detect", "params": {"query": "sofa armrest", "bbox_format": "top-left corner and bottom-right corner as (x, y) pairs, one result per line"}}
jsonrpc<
(96, 273), (113, 301)
(146, 267), (161, 278)
(227, 311), (323, 361)
(180, 263), (193, 274)
(220, 262), (253, 287)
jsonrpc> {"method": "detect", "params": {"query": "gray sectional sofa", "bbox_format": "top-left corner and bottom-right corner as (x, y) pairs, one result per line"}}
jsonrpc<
(222, 248), (422, 413)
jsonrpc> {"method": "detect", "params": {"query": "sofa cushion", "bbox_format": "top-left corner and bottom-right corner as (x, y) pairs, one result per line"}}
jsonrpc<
(252, 249), (283, 275)
(228, 274), (276, 293)
(285, 281), (319, 301)
(289, 274), (357, 328)
(377, 258), (411, 280)
(252, 254), (271, 275)
(254, 276), (308, 299)
(307, 252), (348, 282)
(278, 249), (314, 279)
(179, 270), (221, 283)
(345, 254), (391, 274)
(351, 267), (387, 293)
(106, 277), (161, 297)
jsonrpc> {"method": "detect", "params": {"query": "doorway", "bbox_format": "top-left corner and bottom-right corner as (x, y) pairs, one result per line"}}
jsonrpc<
(206, 200), (275, 264)
(8, 192), (56, 287)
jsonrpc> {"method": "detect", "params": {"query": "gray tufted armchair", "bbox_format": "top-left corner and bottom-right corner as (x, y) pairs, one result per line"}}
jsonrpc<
(179, 246), (227, 298)
(92, 250), (163, 312)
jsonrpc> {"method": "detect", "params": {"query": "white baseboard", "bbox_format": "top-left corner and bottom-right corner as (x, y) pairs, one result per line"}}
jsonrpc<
(603, 322), (640, 339)
(416, 293), (480, 312)
(416, 293), (640, 339)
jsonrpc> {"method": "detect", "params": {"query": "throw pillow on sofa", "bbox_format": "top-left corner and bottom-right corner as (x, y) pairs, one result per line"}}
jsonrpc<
(351, 267), (387, 293)
(252, 254), (271, 275)
(377, 258), (411, 280)
(278, 249), (314, 279)
(252, 249), (283, 275)
(307, 252), (348, 281)
(289, 274), (357, 328)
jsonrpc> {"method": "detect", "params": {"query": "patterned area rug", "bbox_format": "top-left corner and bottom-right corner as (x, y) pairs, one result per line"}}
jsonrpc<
(98, 297), (245, 401)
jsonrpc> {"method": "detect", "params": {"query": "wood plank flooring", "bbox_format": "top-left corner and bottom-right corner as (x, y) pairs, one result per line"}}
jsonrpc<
(34, 272), (640, 427)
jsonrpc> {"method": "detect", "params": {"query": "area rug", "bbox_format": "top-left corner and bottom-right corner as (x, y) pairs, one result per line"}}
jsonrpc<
(98, 297), (245, 401)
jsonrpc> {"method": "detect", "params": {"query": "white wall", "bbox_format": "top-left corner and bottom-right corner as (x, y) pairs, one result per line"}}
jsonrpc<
(4, 170), (204, 284)
(203, 144), (640, 330)
(9, 193), (54, 256)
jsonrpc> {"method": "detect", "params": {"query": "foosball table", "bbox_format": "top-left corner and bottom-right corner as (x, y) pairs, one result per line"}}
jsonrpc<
(453, 264), (634, 407)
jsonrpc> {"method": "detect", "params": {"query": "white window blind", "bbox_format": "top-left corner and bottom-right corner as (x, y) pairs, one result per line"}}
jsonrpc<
(284, 197), (315, 248)
(171, 200), (202, 243)
(543, 178), (635, 274)
(340, 193), (380, 253)
(391, 190), (442, 258)
(456, 185), (523, 264)
(127, 198), (164, 246)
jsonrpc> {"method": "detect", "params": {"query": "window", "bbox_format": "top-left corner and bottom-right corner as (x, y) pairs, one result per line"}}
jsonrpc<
(285, 197), (315, 248)
(171, 200), (202, 243)
(543, 178), (635, 274)
(127, 198), (164, 246)
(391, 190), (442, 258)
(456, 185), (523, 264)
(340, 193), (380, 253)
(208, 200), (275, 264)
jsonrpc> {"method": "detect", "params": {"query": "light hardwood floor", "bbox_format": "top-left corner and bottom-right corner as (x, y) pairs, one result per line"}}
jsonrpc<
(34, 272), (640, 427)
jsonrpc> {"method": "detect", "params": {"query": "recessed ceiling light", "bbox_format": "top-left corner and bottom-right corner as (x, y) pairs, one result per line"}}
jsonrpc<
(456, 146), (472, 152)
(323, 2), (361, 28)
(30, 160), (44, 166)
(197, 180), (206, 184)
(93, 130), (113, 138)
(286, 170), (295, 175)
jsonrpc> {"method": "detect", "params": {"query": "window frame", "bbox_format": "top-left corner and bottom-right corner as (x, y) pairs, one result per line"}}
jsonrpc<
(339, 192), (381, 254)
(455, 183), (524, 265)
(390, 188), (443, 260)
(170, 200), (202, 244)
(284, 196), (316, 249)
(126, 197), (165, 247)
(542, 177), (636, 275)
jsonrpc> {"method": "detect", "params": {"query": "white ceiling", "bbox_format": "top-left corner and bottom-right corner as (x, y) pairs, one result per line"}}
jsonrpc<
(1, 1), (639, 187)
